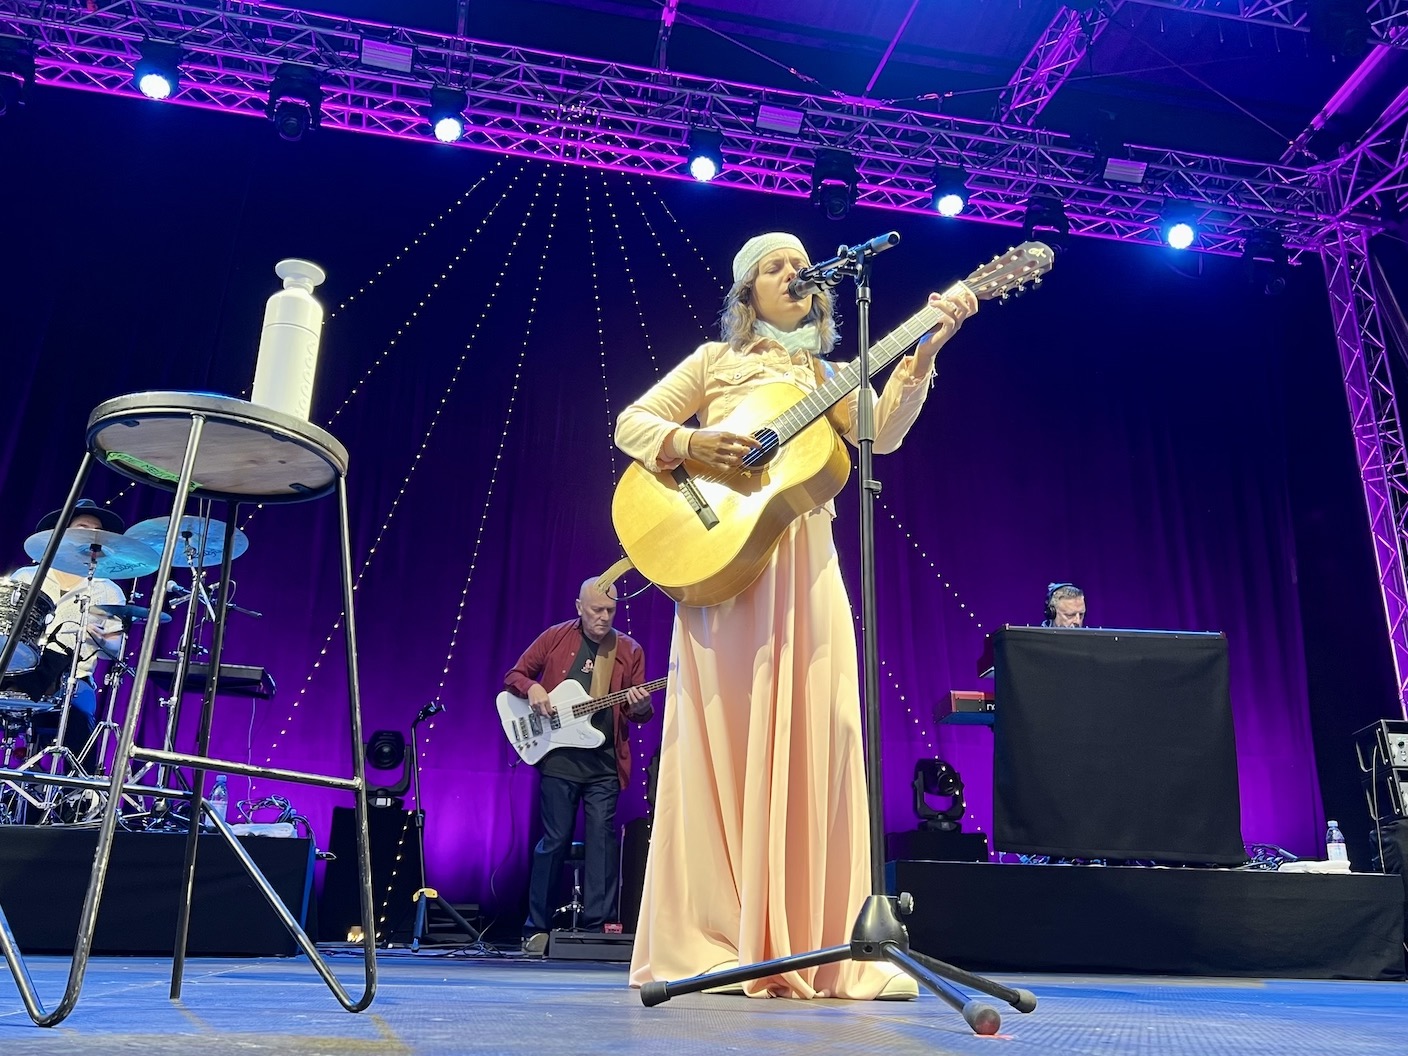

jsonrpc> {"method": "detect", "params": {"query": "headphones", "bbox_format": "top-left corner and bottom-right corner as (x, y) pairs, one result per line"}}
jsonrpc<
(1045, 582), (1076, 622)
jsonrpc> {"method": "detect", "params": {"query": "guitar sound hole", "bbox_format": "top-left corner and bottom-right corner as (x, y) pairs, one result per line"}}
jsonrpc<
(742, 429), (779, 469)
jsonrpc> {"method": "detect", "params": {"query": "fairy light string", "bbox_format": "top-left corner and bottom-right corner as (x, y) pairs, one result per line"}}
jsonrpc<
(591, 170), (726, 809)
(366, 169), (568, 937)
(256, 163), (550, 837)
(327, 156), (507, 326)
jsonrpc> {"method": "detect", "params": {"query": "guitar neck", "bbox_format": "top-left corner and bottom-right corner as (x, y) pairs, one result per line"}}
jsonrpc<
(758, 240), (1053, 447)
(564, 676), (670, 721)
(768, 300), (949, 447)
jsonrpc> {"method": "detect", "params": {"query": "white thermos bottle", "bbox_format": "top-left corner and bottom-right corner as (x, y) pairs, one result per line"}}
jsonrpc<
(250, 258), (327, 420)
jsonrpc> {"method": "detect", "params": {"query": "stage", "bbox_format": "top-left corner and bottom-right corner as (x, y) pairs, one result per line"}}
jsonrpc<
(0, 953), (1404, 1055)
(892, 860), (1407, 981)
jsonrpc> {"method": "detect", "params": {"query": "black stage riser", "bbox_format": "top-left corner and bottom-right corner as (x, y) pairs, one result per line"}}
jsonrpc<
(0, 828), (314, 956)
(891, 860), (1405, 981)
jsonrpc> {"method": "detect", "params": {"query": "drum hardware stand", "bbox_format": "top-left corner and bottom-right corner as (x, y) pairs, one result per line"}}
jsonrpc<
(0, 711), (34, 824)
(24, 554), (108, 824)
(138, 513), (219, 830)
(636, 237), (1037, 1033)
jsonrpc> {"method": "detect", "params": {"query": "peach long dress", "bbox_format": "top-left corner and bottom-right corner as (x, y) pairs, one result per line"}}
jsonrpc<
(615, 333), (936, 999)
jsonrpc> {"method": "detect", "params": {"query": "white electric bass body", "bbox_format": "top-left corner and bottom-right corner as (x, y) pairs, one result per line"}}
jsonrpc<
(497, 676), (668, 765)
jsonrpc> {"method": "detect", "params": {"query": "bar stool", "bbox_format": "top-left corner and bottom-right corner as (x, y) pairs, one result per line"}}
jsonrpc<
(554, 840), (587, 931)
(0, 392), (378, 1026)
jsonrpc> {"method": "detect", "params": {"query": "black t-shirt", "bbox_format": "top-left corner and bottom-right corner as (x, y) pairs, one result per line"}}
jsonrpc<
(537, 631), (617, 784)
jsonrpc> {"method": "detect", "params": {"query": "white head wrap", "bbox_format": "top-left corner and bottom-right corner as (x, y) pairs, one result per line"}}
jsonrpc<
(731, 232), (808, 284)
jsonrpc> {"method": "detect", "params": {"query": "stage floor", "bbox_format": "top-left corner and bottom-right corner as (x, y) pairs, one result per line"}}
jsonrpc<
(0, 950), (1403, 1055)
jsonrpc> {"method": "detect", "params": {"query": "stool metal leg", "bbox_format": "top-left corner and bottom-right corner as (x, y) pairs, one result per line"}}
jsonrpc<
(0, 416), (205, 1026)
(338, 475), (380, 1001)
(171, 509), (241, 998)
(2, 406), (378, 1024)
(0, 453), (96, 1022)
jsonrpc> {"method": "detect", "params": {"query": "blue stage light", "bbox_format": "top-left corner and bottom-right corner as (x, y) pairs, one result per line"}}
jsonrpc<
(685, 128), (723, 183)
(429, 86), (468, 143)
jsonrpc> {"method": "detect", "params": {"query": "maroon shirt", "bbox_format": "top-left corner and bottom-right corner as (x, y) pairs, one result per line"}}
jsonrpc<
(503, 619), (651, 789)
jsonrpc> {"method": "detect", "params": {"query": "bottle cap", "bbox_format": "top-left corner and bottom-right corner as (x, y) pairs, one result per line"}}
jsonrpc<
(1327, 819), (1338, 826)
(274, 258), (327, 293)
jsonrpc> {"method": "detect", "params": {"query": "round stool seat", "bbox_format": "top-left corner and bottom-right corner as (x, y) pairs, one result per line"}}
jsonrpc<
(566, 840), (586, 861)
(88, 391), (348, 504)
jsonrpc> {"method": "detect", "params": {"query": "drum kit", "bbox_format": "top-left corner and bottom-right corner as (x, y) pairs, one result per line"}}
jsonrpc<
(0, 511), (253, 827)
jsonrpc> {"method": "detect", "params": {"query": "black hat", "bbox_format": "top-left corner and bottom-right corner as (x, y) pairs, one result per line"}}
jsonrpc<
(35, 499), (125, 535)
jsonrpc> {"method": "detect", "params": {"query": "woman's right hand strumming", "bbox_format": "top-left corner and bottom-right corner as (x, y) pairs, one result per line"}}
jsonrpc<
(688, 429), (762, 471)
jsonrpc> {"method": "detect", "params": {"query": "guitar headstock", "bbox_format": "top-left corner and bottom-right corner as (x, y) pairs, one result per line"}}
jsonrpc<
(964, 241), (1055, 302)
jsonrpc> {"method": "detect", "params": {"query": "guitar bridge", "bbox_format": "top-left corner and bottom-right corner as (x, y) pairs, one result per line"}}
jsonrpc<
(671, 465), (719, 529)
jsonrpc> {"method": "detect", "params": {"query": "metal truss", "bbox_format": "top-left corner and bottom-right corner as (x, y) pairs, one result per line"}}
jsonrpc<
(0, 0), (1382, 255)
(1322, 227), (1408, 714)
(996, 1), (1125, 127)
(2, 2), (1407, 708)
(1127, 0), (1408, 41)
(999, 0), (1408, 129)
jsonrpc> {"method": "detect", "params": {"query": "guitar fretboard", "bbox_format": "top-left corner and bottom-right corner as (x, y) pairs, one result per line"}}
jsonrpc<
(767, 302), (947, 446)
(567, 675), (670, 719)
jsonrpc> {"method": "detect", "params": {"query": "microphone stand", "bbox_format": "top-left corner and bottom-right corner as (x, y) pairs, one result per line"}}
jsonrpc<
(408, 702), (485, 952)
(638, 237), (1037, 1034)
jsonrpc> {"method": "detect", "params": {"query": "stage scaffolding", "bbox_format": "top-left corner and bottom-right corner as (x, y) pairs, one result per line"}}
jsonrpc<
(1, 0), (1406, 710)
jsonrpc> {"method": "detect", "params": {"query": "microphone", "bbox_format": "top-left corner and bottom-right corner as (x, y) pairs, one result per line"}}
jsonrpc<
(415, 701), (446, 725)
(166, 581), (192, 607)
(787, 274), (832, 300)
(787, 231), (901, 300)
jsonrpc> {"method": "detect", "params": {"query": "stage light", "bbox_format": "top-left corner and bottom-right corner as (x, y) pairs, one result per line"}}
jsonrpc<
(1242, 228), (1290, 297)
(929, 164), (968, 217)
(0, 35), (34, 118)
(912, 758), (966, 832)
(810, 148), (857, 221)
(428, 85), (467, 143)
(1022, 193), (1070, 249)
(685, 127), (724, 183)
(266, 63), (323, 142)
(366, 730), (410, 808)
(133, 41), (182, 101)
(1103, 157), (1148, 185)
(755, 103), (803, 135)
(1160, 201), (1198, 250)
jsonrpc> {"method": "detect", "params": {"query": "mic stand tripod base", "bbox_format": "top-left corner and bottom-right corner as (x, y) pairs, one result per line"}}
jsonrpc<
(637, 894), (1035, 1034)
(409, 887), (484, 952)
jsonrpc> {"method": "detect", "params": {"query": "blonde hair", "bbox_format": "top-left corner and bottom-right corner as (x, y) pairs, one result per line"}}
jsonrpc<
(719, 267), (840, 354)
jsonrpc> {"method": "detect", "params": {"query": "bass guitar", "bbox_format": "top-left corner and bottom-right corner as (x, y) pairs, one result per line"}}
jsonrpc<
(498, 676), (668, 765)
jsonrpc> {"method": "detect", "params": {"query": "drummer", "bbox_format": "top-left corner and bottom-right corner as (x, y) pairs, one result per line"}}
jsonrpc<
(3, 499), (128, 764)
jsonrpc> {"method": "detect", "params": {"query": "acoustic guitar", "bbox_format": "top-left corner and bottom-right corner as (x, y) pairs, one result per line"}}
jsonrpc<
(606, 242), (1055, 607)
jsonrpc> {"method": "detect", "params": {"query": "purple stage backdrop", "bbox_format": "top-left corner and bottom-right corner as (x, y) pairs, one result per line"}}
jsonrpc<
(0, 88), (1369, 930)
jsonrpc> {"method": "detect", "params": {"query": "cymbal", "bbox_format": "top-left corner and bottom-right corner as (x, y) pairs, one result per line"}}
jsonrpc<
(124, 516), (249, 568)
(94, 603), (173, 625)
(23, 528), (161, 579)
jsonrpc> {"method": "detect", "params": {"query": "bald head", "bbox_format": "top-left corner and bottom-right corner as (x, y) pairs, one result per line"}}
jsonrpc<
(576, 578), (619, 643)
(580, 577), (617, 603)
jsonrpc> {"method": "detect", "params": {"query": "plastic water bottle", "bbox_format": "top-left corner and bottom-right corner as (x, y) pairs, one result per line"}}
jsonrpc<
(1325, 820), (1348, 863)
(208, 774), (229, 827)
